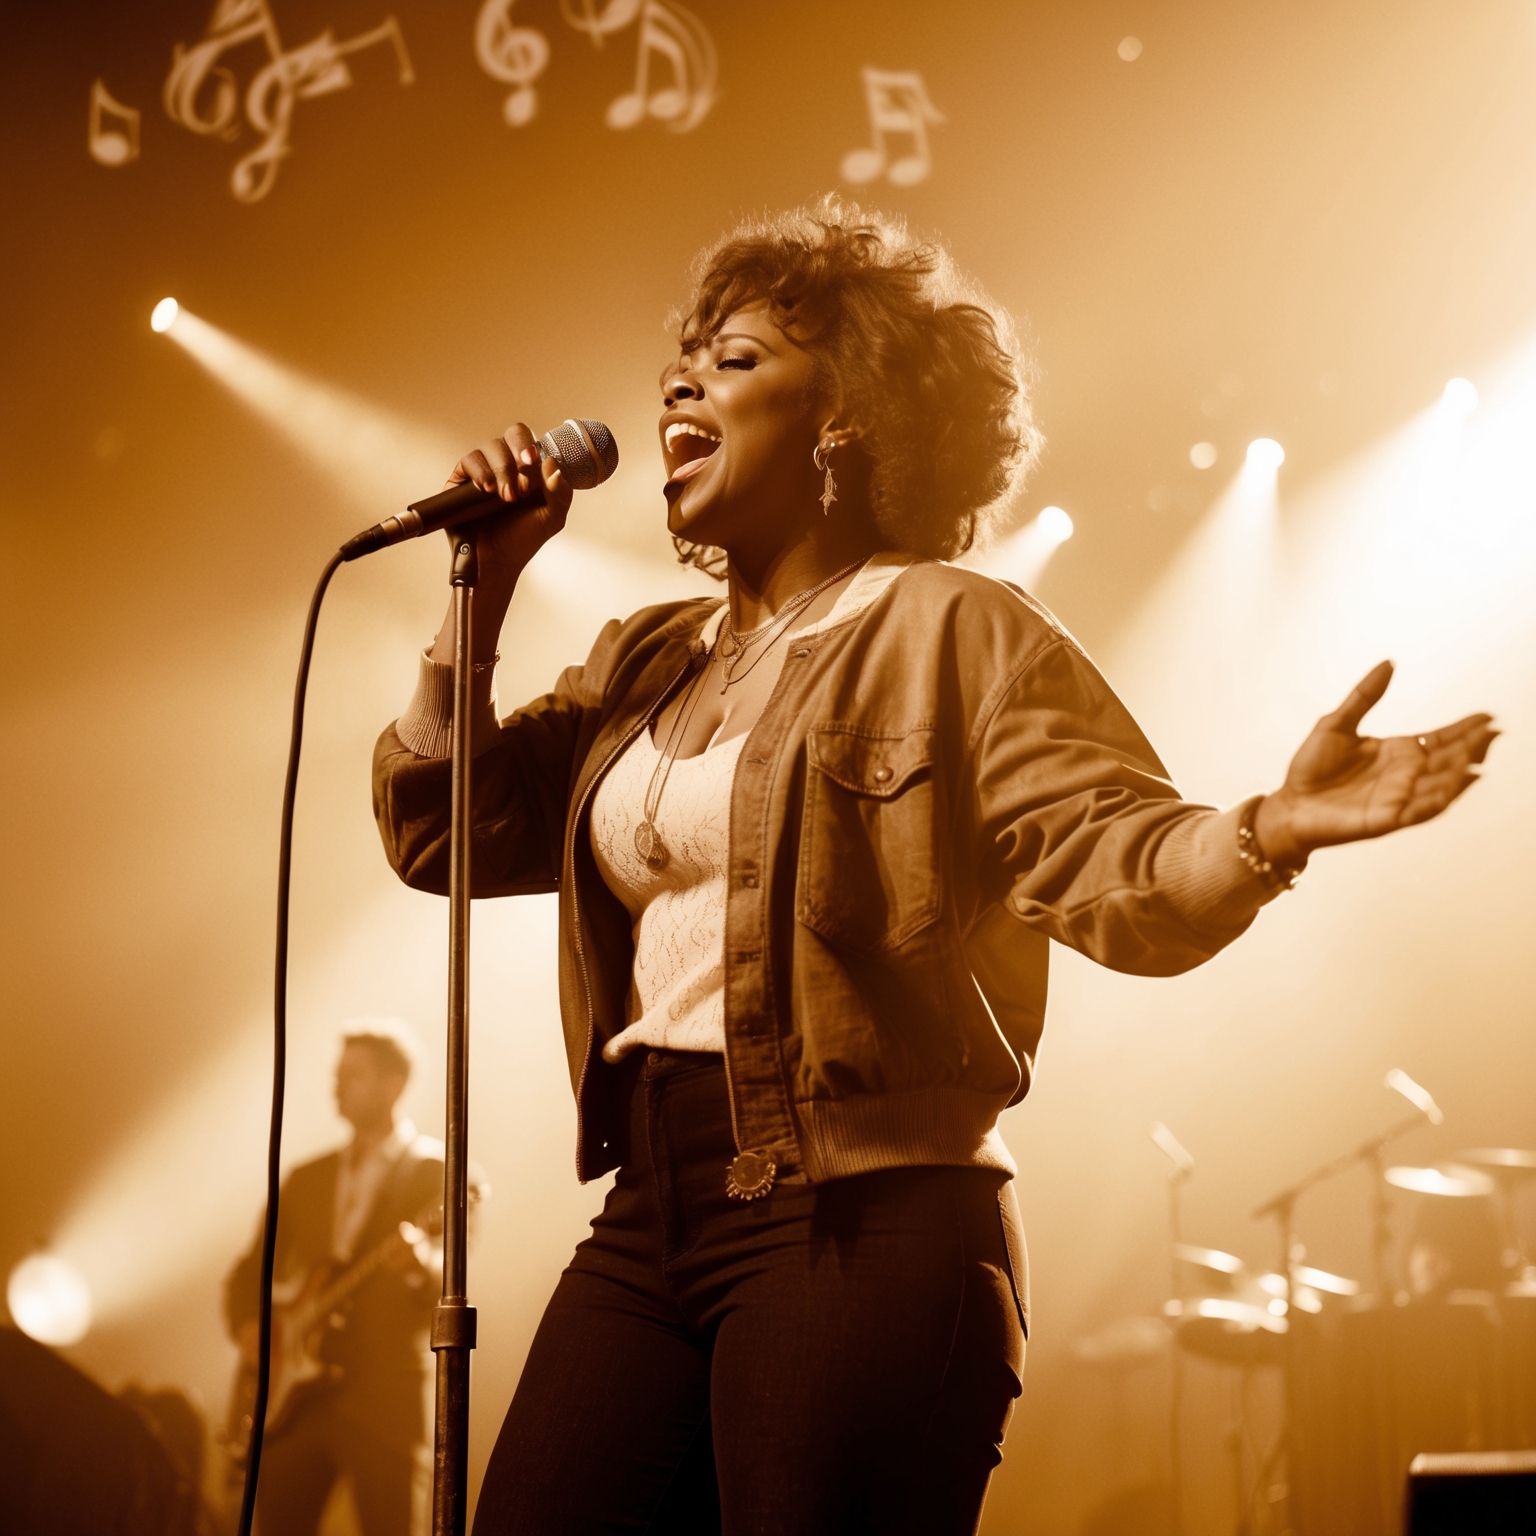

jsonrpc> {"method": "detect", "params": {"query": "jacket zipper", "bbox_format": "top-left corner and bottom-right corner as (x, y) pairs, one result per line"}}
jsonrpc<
(568, 647), (701, 1179)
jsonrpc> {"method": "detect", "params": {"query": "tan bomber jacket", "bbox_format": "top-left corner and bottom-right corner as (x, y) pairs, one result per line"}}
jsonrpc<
(373, 558), (1279, 1185)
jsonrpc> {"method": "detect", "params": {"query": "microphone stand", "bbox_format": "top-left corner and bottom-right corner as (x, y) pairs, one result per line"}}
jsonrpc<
(1166, 1161), (1189, 1536)
(431, 535), (478, 1536)
(1251, 1107), (1427, 1536)
(1149, 1123), (1194, 1536)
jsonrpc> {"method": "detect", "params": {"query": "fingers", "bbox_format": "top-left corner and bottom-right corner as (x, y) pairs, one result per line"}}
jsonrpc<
(1322, 660), (1395, 734)
(1418, 715), (1498, 767)
(540, 455), (572, 521)
(485, 423), (540, 502)
(1404, 761), (1476, 805)
(447, 448), (490, 492)
(1399, 770), (1481, 827)
(446, 424), (541, 500)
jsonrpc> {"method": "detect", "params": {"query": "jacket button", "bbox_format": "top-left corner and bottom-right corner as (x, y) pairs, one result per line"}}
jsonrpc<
(873, 765), (893, 783)
(742, 873), (758, 887)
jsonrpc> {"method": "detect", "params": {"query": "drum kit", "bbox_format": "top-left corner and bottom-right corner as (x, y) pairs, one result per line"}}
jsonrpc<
(1086, 1085), (1536, 1536)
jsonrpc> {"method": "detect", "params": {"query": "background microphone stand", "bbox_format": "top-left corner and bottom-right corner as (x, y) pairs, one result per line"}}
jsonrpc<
(431, 533), (479, 1536)
(1251, 1071), (1442, 1536)
(1149, 1121), (1195, 1536)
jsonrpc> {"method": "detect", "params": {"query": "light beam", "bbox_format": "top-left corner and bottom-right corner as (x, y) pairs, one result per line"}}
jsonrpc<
(157, 305), (459, 515)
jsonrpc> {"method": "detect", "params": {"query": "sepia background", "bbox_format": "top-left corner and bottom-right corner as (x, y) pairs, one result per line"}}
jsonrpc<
(3, 1), (1536, 1531)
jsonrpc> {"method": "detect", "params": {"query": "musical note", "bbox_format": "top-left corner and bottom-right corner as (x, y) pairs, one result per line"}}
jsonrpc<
(840, 67), (945, 188)
(560, 0), (643, 50)
(88, 80), (140, 166)
(475, 0), (551, 127)
(605, 0), (716, 133)
(164, 0), (282, 140)
(164, 2), (414, 203)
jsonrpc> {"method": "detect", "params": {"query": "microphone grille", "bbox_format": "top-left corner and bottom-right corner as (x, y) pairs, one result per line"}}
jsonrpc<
(539, 418), (620, 491)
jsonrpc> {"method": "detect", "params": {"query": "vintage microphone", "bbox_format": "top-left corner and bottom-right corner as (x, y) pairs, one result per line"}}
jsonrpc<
(240, 419), (617, 1536)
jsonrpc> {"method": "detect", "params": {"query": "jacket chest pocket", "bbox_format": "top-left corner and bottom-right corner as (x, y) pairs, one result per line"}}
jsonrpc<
(796, 725), (942, 953)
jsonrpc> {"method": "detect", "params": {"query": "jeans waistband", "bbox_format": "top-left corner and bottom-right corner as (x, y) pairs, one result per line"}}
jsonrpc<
(637, 1047), (726, 1083)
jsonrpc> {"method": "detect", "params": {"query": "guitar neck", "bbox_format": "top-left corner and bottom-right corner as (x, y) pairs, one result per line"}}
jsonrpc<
(301, 1189), (462, 1323)
(310, 1233), (395, 1318)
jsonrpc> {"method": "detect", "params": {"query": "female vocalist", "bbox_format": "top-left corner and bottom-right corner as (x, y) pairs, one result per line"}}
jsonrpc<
(374, 199), (1494, 1534)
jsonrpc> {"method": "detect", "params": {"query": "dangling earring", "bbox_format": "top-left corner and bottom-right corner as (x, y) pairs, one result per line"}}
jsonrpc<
(813, 439), (837, 515)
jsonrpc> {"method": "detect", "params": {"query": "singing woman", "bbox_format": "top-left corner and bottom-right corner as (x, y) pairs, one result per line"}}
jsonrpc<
(373, 199), (1494, 1535)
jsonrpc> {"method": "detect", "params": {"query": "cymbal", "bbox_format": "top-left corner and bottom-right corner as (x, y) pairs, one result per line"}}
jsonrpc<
(1457, 1148), (1536, 1172)
(1385, 1165), (1495, 1198)
(1173, 1243), (1244, 1276)
(1166, 1295), (1286, 1366)
(1294, 1263), (1361, 1297)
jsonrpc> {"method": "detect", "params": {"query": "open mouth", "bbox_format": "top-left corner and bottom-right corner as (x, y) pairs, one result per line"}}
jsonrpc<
(663, 421), (722, 485)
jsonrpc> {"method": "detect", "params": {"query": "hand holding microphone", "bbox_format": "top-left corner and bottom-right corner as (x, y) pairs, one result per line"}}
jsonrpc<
(334, 417), (619, 664)
(341, 418), (618, 570)
(445, 422), (575, 581)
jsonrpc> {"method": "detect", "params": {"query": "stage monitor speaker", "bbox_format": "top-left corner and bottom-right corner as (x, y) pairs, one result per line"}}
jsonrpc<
(1406, 1450), (1536, 1534)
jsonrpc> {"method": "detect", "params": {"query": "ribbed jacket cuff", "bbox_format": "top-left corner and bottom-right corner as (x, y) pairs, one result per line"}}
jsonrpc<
(1155, 799), (1284, 932)
(394, 649), (499, 760)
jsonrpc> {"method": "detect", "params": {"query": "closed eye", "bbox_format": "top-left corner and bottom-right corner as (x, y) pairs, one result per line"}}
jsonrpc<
(717, 356), (756, 370)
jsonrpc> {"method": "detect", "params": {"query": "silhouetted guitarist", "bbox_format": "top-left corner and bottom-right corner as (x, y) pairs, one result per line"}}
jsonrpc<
(225, 1022), (443, 1536)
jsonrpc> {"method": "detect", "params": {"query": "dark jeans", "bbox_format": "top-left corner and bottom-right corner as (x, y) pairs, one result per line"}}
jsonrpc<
(474, 1050), (1026, 1535)
(256, 1390), (418, 1536)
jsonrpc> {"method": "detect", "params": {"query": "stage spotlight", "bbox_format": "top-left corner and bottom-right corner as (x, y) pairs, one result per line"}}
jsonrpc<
(1038, 505), (1074, 544)
(1246, 437), (1285, 472)
(150, 297), (179, 333)
(7, 1253), (92, 1346)
(1189, 441), (1218, 470)
(969, 504), (1075, 588)
(1442, 376), (1479, 415)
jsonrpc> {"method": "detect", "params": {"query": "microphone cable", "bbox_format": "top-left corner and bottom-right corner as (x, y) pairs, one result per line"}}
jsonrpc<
(237, 547), (345, 1536)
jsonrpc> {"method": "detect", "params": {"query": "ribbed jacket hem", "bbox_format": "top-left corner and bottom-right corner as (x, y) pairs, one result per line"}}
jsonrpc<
(395, 649), (500, 759)
(795, 1088), (1018, 1183)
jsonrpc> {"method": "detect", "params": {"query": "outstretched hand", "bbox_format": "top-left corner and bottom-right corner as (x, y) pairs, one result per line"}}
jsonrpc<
(1253, 661), (1497, 868)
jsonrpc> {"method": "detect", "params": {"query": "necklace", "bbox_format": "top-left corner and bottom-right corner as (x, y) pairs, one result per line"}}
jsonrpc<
(632, 558), (865, 869)
(633, 657), (710, 872)
(714, 558), (864, 694)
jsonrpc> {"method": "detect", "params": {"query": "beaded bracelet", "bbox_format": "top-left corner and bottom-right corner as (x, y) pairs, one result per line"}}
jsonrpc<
(1236, 797), (1305, 891)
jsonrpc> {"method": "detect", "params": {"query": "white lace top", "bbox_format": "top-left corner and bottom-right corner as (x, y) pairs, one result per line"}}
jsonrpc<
(586, 553), (919, 1064)
(590, 727), (746, 1062)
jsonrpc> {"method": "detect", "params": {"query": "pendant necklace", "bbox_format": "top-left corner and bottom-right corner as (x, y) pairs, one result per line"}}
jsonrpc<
(632, 558), (864, 871)
(633, 659), (709, 873)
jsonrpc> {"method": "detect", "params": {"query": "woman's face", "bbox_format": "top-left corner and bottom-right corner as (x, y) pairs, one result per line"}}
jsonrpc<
(658, 301), (828, 559)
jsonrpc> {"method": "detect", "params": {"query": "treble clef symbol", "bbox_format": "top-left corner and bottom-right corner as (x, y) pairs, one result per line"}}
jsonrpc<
(475, 0), (552, 126)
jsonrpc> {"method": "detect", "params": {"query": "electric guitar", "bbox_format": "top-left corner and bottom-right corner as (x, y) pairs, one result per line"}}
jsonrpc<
(224, 1188), (472, 1462)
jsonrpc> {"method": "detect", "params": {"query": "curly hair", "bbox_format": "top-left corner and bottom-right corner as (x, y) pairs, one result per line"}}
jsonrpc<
(671, 196), (1041, 575)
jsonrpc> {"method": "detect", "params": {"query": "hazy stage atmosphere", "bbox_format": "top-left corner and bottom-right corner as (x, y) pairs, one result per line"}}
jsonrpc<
(4, 2), (1536, 1532)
